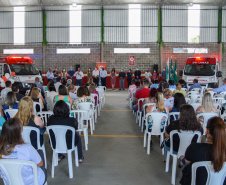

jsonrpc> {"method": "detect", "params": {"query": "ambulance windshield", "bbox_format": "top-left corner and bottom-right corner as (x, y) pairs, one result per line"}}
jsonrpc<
(184, 64), (215, 76)
(9, 64), (39, 75)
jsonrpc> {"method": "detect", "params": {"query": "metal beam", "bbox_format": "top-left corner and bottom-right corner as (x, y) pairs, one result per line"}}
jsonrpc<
(37, 0), (44, 10)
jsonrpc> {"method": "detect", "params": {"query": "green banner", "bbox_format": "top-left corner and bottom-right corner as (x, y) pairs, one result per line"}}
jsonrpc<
(170, 58), (174, 81)
(174, 59), (178, 83)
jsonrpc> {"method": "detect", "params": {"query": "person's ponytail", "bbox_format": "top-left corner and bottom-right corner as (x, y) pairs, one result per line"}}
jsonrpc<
(211, 121), (226, 172)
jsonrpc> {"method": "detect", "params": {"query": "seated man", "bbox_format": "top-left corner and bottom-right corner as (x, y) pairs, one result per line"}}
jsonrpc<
(133, 79), (150, 113)
(189, 79), (201, 91)
(207, 78), (226, 93)
(1, 81), (12, 98)
(12, 84), (24, 101)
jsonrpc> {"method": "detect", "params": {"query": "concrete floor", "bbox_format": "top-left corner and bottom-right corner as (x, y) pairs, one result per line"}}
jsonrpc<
(0, 90), (182, 185)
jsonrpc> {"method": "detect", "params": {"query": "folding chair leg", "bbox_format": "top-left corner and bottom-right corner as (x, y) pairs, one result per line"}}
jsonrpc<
(51, 152), (55, 178)
(67, 151), (73, 178)
(42, 145), (47, 168)
(147, 133), (151, 155)
(143, 132), (147, 147)
(83, 129), (88, 150)
(171, 156), (177, 185)
(165, 152), (170, 172)
(89, 119), (93, 135)
(74, 147), (79, 167)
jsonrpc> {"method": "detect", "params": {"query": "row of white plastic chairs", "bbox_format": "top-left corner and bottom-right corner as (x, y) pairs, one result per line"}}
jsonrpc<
(128, 87), (226, 184)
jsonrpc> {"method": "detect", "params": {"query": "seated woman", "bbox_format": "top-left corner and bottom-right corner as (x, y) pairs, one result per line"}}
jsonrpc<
(88, 83), (99, 106)
(27, 83), (44, 103)
(47, 100), (84, 162)
(169, 93), (186, 124)
(163, 88), (174, 109)
(178, 79), (187, 89)
(2, 91), (18, 119)
(145, 93), (169, 132)
(46, 84), (58, 111)
(173, 83), (187, 97)
(72, 86), (95, 110)
(0, 118), (47, 185)
(45, 79), (54, 91)
(30, 87), (44, 112)
(68, 84), (78, 100)
(180, 117), (226, 185)
(169, 79), (176, 89)
(144, 88), (158, 104)
(53, 85), (73, 106)
(15, 97), (45, 152)
(164, 104), (202, 161)
(196, 92), (218, 125)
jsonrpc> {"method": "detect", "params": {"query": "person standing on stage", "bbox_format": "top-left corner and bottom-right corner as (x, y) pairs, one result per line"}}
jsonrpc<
(134, 67), (141, 81)
(53, 67), (59, 83)
(87, 68), (93, 84)
(144, 69), (152, 83)
(92, 67), (100, 86)
(68, 66), (75, 85)
(119, 68), (126, 90)
(75, 68), (84, 86)
(111, 68), (116, 90)
(46, 68), (54, 82)
(162, 67), (166, 82)
(100, 67), (107, 87)
(127, 69), (133, 87)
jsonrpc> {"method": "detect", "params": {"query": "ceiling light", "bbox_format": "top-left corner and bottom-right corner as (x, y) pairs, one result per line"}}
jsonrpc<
(189, 3), (193, 6)
(72, 3), (77, 7)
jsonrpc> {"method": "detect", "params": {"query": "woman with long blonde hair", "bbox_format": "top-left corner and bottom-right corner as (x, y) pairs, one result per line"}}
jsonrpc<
(15, 97), (45, 150)
(30, 87), (44, 111)
(196, 92), (217, 125)
(145, 93), (169, 132)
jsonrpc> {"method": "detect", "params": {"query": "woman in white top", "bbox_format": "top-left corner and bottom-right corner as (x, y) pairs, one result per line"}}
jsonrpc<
(68, 84), (78, 100)
(0, 118), (46, 185)
(46, 84), (58, 111)
(144, 69), (152, 83)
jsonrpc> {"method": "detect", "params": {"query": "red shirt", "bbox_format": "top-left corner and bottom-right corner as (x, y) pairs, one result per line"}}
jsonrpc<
(136, 88), (150, 110)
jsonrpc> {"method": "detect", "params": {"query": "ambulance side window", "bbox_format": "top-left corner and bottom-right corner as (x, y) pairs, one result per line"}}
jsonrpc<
(4, 64), (9, 74)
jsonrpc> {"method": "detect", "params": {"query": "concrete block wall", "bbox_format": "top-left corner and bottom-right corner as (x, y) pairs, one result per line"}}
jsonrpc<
(104, 44), (160, 72)
(0, 44), (43, 70)
(45, 44), (101, 72)
(161, 43), (220, 73)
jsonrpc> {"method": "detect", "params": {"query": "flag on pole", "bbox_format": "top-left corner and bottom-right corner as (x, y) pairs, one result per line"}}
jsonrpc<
(166, 58), (169, 82)
(174, 59), (178, 83)
(170, 57), (174, 81)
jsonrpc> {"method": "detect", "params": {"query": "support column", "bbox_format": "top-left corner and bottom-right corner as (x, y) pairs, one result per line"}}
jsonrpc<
(43, 46), (46, 71)
(157, 7), (163, 71)
(101, 7), (105, 63)
(101, 43), (104, 62)
(42, 10), (48, 71)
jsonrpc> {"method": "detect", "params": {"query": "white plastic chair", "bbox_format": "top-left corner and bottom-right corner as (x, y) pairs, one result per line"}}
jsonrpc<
(141, 103), (156, 132)
(0, 159), (39, 185)
(130, 91), (136, 112)
(98, 86), (106, 91)
(4, 109), (18, 118)
(185, 97), (191, 104)
(96, 88), (105, 108)
(187, 91), (200, 96)
(192, 88), (201, 92)
(37, 111), (53, 126)
(70, 110), (88, 151)
(77, 102), (95, 135)
(22, 126), (47, 168)
(143, 112), (168, 155)
(91, 93), (100, 122)
(168, 112), (180, 126)
(181, 88), (187, 92)
(208, 91), (217, 97)
(191, 161), (226, 185)
(165, 130), (202, 185)
(197, 112), (218, 135)
(190, 103), (201, 112)
(136, 98), (144, 125)
(25, 90), (30, 96)
(33, 102), (42, 115)
(188, 94), (201, 104)
(169, 88), (176, 93)
(47, 125), (79, 178)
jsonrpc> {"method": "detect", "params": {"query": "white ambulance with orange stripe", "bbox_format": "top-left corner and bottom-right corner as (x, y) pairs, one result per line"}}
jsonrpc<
(181, 57), (222, 88)
(0, 57), (42, 94)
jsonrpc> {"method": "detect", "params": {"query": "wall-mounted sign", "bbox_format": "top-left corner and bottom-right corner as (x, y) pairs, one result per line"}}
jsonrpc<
(129, 56), (135, 66)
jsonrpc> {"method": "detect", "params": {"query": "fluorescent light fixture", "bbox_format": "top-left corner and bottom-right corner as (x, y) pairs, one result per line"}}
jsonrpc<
(14, 7), (25, 45)
(56, 48), (91, 54)
(114, 48), (150, 54)
(173, 48), (208, 53)
(3, 49), (34, 54)
(129, 4), (141, 43)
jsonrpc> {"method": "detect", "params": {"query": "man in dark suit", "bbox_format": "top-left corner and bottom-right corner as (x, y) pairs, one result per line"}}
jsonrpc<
(134, 67), (141, 81)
